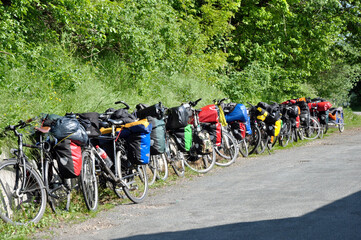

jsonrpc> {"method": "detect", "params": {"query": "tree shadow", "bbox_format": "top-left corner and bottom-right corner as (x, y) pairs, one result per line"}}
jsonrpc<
(114, 190), (361, 240)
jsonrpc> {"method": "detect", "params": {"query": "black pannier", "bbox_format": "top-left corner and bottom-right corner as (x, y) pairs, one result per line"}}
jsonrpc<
(166, 105), (191, 130)
(78, 112), (101, 137)
(50, 116), (88, 145)
(53, 139), (83, 178)
(265, 102), (281, 123)
(135, 102), (166, 120)
(111, 108), (137, 124)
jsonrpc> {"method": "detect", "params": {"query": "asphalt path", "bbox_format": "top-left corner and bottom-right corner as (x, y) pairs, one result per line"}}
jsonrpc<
(38, 128), (361, 240)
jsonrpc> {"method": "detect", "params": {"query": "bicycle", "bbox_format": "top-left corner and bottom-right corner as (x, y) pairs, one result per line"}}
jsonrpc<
(181, 99), (216, 173)
(93, 101), (149, 203)
(0, 119), (96, 226)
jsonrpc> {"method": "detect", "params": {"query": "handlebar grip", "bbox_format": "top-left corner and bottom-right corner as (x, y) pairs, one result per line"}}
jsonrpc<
(115, 101), (130, 110)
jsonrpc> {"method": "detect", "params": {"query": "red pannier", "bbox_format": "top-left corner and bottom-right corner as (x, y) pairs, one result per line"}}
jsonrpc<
(230, 121), (246, 140)
(282, 99), (296, 105)
(53, 139), (82, 178)
(296, 116), (300, 128)
(308, 102), (332, 111)
(198, 104), (219, 123)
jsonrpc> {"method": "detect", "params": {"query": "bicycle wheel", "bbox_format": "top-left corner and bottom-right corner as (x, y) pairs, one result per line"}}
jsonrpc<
(146, 156), (157, 186)
(279, 122), (291, 147)
(338, 115), (344, 132)
(303, 117), (321, 140)
(292, 127), (298, 143)
(80, 150), (98, 211)
(45, 161), (71, 213)
(184, 146), (216, 173)
(167, 136), (185, 177)
(247, 125), (261, 155)
(0, 159), (47, 225)
(123, 165), (148, 203)
(155, 154), (168, 181)
(256, 129), (267, 154)
(215, 131), (238, 167)
(238, 139), (249, 157)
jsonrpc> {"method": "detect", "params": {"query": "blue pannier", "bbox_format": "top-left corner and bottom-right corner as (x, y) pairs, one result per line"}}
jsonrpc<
(225, 104), (248, 123)
(245, 116), (252, 135)
(126, 123), (152, 165)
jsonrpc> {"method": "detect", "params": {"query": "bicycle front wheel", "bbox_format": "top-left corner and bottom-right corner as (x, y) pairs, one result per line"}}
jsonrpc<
(215, 131), (238, 167)
(155, 154), (168, 181)
(184, 147), (216, 174)
(146, 156), (157, 186)
(0, 159), (47, 225)
(247, 125), (261, 155)
(167, 135), (185, 177)
(80, 150), (98, 211)
(123, 165), (148, 203)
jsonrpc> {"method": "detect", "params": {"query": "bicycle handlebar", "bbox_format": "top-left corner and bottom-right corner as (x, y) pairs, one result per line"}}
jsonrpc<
(213, 98), (228, 104)
(189, 98), (202, 107)
(115, 100), (130, 110)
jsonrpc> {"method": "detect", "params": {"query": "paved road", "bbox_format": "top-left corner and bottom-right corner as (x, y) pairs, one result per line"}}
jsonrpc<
(39, 128), (361, 240)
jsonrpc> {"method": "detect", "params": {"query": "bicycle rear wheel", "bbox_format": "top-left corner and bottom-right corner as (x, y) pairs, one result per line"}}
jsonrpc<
(80, 150), (98, 211)
(123, 165), (148, 203)
(0, 159), (47, 225)
(302, 117), (321, 140)
(167, 135), (185, 177)
(215, 131), (238, 166)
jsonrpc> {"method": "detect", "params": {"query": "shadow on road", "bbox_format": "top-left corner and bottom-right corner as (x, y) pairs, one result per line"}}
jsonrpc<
(115, 190), (361, 240)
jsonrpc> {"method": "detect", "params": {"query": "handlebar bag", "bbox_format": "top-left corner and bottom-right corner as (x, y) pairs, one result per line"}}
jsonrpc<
(225, 104), (248, 123)
(53, 139), (82, 178)
(166, 105), (191, 129)
(198, 104), (219, 123)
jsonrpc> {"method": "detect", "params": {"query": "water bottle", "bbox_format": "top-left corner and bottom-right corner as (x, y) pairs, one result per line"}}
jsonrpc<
(96, 145), (113, 168)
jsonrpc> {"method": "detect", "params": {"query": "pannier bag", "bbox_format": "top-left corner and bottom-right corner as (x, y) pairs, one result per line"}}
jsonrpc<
(78, 112), (101, 137)
(201, 122), (221, 146)
(126, 122), (152, 165)
(318, 111), (329, 125)
(135, 102), (166, 120)
(230, 121), (246, 140)
(172, 124), (192, 152)
(224, 103), (248, 123)
(256, 107), (268, 121)
(192, 130), (213, 154)
(296, 116), (300, 128)
(281, 99), (296, 105)
(51, 116), (88, 144)
(308, 101), (332, 112)
(265, 103), (281, 123)
(266, 119), (282, 137)
(245, 116), (252, 135)
(148, 117), (166, 154)
(299, 113), (310, 127)
(53, 139), (82, 178)
(126, 131), (151, 165)
(166, 105), (191, 129)
(198, 104), (219, 123)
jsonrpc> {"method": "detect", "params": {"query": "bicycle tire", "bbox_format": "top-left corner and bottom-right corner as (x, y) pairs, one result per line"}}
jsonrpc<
(0, 159), (47, 225)
(215, 131), (238, 167)
(184, 146), (216, 174)
(247, 125), (261, 155)
(146, 156), (157, 186)
(303, 117), (321, 140)
(279, 122), (291, 147)
(155, 154), (168, 181)
(80, 150), (98, 211)
(256, 129), (267, 154)
(45, 160), (71, 213)
(167, 136), (185, 177)
(123, 165), (148, 203)
(238, 139), (249, 158)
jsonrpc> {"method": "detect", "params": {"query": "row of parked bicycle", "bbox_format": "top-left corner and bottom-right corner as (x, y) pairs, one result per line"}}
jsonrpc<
(0, 97), (345, 225)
